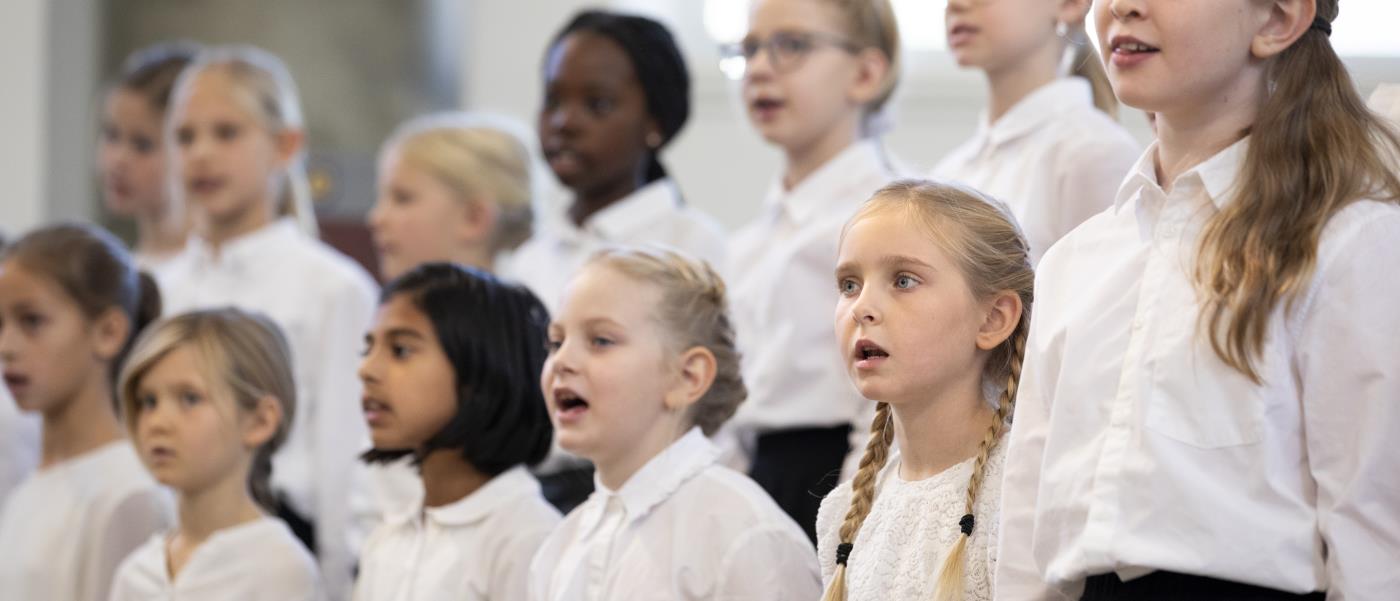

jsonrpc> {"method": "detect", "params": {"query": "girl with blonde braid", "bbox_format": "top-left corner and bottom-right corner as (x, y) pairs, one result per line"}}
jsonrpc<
(816, 180), (1033, 601)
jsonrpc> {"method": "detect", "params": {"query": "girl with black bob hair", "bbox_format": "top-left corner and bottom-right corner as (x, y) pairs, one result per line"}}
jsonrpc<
(354, 262), (560, 601)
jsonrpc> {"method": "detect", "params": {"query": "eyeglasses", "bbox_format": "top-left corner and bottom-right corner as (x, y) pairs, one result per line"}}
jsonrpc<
(718, 30), (862, 80)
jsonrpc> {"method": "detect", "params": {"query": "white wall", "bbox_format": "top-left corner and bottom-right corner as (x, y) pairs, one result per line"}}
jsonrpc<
(0, 0), (47, 239)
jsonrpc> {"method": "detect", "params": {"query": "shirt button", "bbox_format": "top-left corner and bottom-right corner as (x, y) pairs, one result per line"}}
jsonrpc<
(1132, 320), (1144, 331)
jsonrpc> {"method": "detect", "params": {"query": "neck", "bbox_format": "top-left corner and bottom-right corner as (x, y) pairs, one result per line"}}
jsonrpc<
(568, 165), (648, 227)
(1154, 75), (1264, 191)
(176, 467), (263, 542)
(201, 198), (275, 254)
(889, 373), (994, 481)
(984, 41), (1061, 123)
(134, 202), (189, 259)
(418, 448), (491, 508)
(594, 418), (685, 491)
(40, 370), (124, 468)
(450, 244), (495, 273)
(782, 114), (862, 190)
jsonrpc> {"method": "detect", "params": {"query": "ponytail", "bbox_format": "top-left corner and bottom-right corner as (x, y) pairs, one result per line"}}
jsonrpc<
(1197, 1), (1400, 381)
(1065, 20), (1117, 118)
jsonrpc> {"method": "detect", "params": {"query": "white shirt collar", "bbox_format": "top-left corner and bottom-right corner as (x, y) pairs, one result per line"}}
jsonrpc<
(385, 465), (541, 528)
(185, 217), (302, 269)
(582, 428), (718, 532)
(546, 178), (682, 246)
(1113, 137), (1250, 213)
(767, 140), (890, 224)
(972, 78), (1094, 151)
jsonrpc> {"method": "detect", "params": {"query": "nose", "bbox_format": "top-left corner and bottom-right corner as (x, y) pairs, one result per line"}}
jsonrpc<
(1105, 0), (1144, 21)
(357, 345), (379, 387)
(946, 0), (970, 14)
(849, 289), (882, 326)
(743, 43), (776, 83)
(544, 102), (581, 137)
(366, 195), (387, 231)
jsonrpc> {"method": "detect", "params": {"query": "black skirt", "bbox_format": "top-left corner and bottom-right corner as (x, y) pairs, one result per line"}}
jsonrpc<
(1081, 571), (1325, 601)
(748, 424), (851, 545)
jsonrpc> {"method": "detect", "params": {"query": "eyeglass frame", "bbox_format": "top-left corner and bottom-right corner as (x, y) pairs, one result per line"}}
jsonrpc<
(717, 30), (864, 80)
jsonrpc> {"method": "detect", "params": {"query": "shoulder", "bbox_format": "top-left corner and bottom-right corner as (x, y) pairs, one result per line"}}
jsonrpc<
(1295, 200), (1400, 320)
(816, 478), (855, 542)
(672, 465), (812, 545)
(249, 520), (322, 591)
(108, 535), (166, 598)
(1044, 111), (1141, 167)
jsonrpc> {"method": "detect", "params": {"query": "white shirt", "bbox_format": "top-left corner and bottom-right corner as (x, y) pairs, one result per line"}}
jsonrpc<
(160, 217), (380, 600)
(817, 443), (1007, 601)
(506, 177), (727, 314)
(932, 78), (1140, 265)
(355, 467), (560, 601)
(529, 428), (820, 601)
(997, 139), (1400, 600)
(0, 441), (173, 601)
(727, 140), (900, 441)
(0, 386), (39, 508)
(109, 517), (323, 601)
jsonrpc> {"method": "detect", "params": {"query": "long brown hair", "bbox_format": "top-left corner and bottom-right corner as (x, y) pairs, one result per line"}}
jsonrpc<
(1197, 0), (1400, 381)
(822, 180), (1033, 601)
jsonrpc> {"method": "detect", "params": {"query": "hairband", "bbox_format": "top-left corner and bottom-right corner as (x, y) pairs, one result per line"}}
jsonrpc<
(1310, 16), (1331, 37)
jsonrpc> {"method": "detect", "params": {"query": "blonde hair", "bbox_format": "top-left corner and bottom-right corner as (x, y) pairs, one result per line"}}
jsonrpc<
(172, 45), (318, 237)
(1063, 19), (1117, 117)
(1196, 0), (1400, 382)
(586, 246), (746, 435)
(821, 0), (902, 118)
(118, 308), (296, 511)
(380, 112), (536, 253)
(822, 180), (1033, 601)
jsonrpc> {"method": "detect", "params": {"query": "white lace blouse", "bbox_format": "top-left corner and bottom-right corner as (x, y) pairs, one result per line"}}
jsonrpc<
(816, 441), (1007, 601)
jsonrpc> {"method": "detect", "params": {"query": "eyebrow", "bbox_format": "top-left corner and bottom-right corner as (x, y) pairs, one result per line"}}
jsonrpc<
(366, 327), (427, 344)
(835, 254), (936, 277)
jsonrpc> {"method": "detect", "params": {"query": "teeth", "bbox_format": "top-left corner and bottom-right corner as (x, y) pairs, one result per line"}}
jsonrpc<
(1120, 43), (1153, 52)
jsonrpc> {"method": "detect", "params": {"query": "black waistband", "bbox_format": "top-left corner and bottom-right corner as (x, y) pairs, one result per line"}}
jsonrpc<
(755, 424), (852, 447)
(1082, 571), (1324, 601)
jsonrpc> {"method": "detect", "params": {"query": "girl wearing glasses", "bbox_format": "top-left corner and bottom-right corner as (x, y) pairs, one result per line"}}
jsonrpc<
(934, 0), (1139, 265)
(722, 0), (905, 543)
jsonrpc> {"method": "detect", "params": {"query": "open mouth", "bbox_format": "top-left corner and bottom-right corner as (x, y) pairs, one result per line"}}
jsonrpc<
(362, 397), (393, 426)
(188, 175), (226, 195)
(2, 371), (29, 395)
(1109, 36), (1160, 66)
(854, 339), (890, 366)
(947, 23), (980, 47)
(553, 387), (589, 421)
(749, 97), (785, 119)
(146, 445), (176, 463)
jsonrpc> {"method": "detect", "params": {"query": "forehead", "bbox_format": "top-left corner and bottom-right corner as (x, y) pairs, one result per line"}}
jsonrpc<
(545, 31), (640, 90)
(0, 259), (77, 309)
(140, 343), (211, 386)
(555, 263), (662, 327)
(749, 0), (846, 35)
(174, 67), (263, 122)
(839, 207), (959, 269)
(371, 294), (437, 335)
(105, 88), (162, 127)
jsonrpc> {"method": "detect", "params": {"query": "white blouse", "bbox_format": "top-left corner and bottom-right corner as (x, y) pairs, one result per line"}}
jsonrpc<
(159, 217), (381, 599)
(0, 441), (173, 601)
(817, 443), (1006, 601)
(0, 386), (39, 508)
(528, 428), (820, 601)
(505, 177), (727, 314)
(355, 467), (560, 601)
(932, 78), (1140, 265)
(997, 140), (1400, 600)
(109, 517), (323, 601)
(726, 140), (901, 448)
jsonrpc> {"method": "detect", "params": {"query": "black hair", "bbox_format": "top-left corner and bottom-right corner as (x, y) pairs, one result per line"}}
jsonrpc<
(2, 222), (162, 380)
(550, 9), (691, 184)
(361, 262), (553, 475)
(116, 41), (203, 112)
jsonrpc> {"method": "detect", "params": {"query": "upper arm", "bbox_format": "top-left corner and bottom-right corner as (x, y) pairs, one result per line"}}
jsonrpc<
(717, 526), (822, 601)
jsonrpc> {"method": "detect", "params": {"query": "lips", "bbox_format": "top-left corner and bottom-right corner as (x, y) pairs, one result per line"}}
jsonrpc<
(188, 175), (226, 196)
(145, 444), (176, 464)
(947, 23), (979, 48)
(362, 397), (393, 427)
(1108, 35), (1160, 68)
(748, 96), (785, 123)
(551, 386), (589, 424)
(852, 339), (890, 370)
(2, 371), (29, 397)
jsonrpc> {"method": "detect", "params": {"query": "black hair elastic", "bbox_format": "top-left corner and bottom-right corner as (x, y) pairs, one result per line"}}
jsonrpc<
(835, 543), (854, 566)
(1310, 16), (1332, 37)
(959, 513), (976, 536)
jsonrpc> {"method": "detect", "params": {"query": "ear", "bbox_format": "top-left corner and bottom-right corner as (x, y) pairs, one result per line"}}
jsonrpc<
(241, 394), (283, 449)
(847, 47), (892, 107)
(272, 127), (306, 169)
(455, 196), (501, 246)
(1252, 0), (1314, 60)
(90, 307), (131, 362)
(662, 346), (717, 413)
(976, 290), (1023, 352)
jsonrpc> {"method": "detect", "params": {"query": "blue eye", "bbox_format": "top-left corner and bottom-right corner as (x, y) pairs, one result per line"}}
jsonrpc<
(590, 336), (613, 348)
(894, 275), (918, 289)
(838, 278), (860, 296)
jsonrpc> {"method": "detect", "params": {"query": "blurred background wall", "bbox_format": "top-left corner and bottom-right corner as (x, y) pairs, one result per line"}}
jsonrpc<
(3, 0), (1398, 248)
